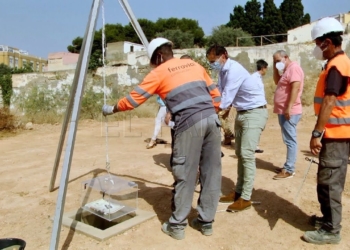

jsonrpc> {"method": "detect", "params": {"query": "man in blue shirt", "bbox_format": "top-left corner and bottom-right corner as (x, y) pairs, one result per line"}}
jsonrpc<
(207, 45), (268, 212)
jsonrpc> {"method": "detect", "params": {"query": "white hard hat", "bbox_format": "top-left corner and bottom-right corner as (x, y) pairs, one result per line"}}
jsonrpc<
(311, 17), (344, 40)
(147, 37), (172, 59)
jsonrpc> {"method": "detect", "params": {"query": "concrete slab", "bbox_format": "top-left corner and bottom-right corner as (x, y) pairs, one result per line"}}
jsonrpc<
(61, 209), (156, 241)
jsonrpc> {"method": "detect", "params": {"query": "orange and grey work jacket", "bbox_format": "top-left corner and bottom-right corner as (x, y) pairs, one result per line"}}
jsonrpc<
(116, 57), (221, 135)
(314, 53), (350, 138)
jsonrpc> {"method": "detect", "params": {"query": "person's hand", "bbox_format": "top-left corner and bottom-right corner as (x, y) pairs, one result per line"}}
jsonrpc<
(284, 107), (291, 120)
(310, 137), (322, 156)
(164, 112), (172, 125)
(102, 105), (115, 116)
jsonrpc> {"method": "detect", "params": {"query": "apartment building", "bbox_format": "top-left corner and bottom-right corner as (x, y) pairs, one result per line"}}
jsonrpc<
(0, 45), (47, 72)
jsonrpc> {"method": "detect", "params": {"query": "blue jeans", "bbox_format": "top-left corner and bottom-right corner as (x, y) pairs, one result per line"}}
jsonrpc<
(278, 114), (301, 173)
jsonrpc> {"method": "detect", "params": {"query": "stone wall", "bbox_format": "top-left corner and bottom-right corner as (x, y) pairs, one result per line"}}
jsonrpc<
(5, 35), (350, 109)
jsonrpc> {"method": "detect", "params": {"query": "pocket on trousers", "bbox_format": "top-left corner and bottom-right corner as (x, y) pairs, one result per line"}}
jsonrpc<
(172, 156), (186, 181)
(214, 116), (222, 127)
(320, 158), (342, 168)
(317, 168), (333, 185)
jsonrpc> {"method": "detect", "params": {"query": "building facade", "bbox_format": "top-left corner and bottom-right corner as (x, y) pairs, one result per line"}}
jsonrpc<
(47, 52), (79, 72)
(0, 45), (47, 72)
(288, 12), (350, 44)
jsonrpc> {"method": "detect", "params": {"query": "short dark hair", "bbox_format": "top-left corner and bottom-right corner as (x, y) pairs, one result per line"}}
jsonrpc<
(150, 43), (173, 65)
(206, 44), (227, 57)
(318, 31), (343, 47)
(180, 54), (192, 59)
(256, 59), (268, 71)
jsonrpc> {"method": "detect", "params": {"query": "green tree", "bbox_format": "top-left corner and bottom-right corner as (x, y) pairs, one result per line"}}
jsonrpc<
(155, 18), (205, 46)
(227, 5), (246, 29)
(0, 64), (13, 108)
(207, 26), (255, 47)
(280, 0), (311, 30)
(262, 0), (287, 43)
(12, 62), (34, 74)
(244, 0), (263, 36)
(156, 29), (194, 49)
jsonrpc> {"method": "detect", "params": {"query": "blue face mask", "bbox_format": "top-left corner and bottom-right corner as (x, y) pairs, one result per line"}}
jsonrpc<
(210, 60), (222, 71)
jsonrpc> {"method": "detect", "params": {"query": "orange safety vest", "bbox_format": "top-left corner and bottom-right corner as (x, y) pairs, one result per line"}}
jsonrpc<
(314, 53), (350, 138)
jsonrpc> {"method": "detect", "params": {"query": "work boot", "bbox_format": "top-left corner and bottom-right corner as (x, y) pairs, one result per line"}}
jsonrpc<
(219, 192), (241, 203)
(226, 197), (252, 212)
(309, 215), (324, 228)
(161, 222), (185, 240)
(303, 229), (341, 245)
(191, 218), (213, 236)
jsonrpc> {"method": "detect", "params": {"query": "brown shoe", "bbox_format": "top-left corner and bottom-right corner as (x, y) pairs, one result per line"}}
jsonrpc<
(146, 139), (157, 149)
(226, 197), (252, 212)
(219, 192), (241, 203)
(273, 169), (294, 180)
(223, 136), (232, 145)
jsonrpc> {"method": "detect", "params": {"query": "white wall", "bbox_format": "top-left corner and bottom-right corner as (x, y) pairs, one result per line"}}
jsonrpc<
(123, 42), (145, 53)
(288, 22), (317, 44)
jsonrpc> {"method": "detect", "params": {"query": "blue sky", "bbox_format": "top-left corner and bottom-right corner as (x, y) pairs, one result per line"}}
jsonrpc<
(0, 0), (348, 58)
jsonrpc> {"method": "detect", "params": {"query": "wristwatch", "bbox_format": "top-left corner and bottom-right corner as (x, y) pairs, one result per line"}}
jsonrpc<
(312, 129), (322, 138)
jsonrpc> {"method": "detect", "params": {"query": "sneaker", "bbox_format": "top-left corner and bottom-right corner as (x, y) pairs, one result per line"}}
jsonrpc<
(274, 167), (295, 175)
(146, 139), (157, 149)
(303, 228), (341, 245)
(273, 169), (294, 180)
(219, 192), (241, 203)
(191, 218), (213, 236)
(161, 222), (185, 240)
(309, 215), (324, 228)
(226, 197), (252, 212)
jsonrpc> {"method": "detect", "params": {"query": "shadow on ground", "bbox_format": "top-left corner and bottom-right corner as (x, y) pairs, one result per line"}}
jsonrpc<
(152, 153), (171, 172)
(251, 188), (315, 231)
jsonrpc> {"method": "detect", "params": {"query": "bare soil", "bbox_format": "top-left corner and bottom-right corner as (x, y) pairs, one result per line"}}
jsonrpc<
(1, 106), (350, 250)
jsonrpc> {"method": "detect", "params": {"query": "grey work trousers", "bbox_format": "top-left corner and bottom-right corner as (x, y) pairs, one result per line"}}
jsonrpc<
(169, 114), (222, 228)
(317, 138), (350, 233)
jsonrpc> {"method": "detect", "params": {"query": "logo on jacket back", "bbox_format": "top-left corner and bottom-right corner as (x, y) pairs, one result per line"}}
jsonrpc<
(168, 62), (195, 73)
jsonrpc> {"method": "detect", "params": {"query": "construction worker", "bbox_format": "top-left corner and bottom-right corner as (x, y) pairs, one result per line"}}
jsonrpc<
(303, 17), (350, 245)
(102, 38), (222, 240)
(206, 45), (268, 212)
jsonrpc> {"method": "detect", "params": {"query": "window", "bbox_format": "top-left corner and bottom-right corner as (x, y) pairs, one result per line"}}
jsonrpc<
(15, 58), (18, 68)
(9, 56), (14, 68)
(130, 45), (134, 52)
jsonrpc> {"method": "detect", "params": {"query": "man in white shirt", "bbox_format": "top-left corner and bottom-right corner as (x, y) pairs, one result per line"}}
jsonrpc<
(251, 59), (269, 153)
(207, 45), (268, 212)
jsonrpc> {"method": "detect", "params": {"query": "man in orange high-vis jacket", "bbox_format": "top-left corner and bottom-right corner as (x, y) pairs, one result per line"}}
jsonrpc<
(102, 38), (222, 240)
(303, 18), (350, 245)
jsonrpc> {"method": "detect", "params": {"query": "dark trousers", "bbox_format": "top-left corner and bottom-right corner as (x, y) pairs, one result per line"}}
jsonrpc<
(317, 138), (350, 233)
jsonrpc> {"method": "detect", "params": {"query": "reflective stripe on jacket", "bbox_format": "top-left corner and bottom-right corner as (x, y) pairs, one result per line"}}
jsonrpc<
(116, 58), (221, 134)
(314, 53), (350, 138)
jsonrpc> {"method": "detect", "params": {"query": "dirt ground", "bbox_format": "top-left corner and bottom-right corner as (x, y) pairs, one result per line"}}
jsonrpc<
(1, 106), (350, 250)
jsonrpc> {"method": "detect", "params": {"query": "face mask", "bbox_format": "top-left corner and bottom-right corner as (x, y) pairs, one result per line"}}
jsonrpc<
(275, 61), (285, 76)
(210, 60), (222, 71)
(313, 43), (327, 61)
